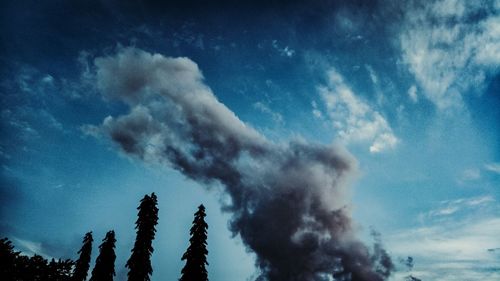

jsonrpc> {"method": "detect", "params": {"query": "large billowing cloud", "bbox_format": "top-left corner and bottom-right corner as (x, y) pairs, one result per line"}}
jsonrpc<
(87, 47), (393, 281)
(400, 0), (500, 110)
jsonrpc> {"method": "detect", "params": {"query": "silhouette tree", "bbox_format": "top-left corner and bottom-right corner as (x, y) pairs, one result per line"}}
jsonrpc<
(72, 232), (93, 281)
(90, 231), (116, 281)
(28, 254), (49, 281)
(1, 237), (73, 281)
(126, 193), (159, 281)
(179, 204), (209, 281)
(48, 258), (74, 281)
(14, 254), (31, 281)
(1, 237), (21, 281)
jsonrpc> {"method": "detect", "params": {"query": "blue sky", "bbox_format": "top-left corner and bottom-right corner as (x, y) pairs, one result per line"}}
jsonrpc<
(1, 1), (499, 280)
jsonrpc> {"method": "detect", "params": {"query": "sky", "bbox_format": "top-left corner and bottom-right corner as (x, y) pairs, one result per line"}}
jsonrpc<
(1, 0), (499, 280)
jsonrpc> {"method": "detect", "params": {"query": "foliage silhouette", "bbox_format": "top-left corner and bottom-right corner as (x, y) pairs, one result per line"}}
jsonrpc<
(0, 237), (21, 280)
(48, 258), (74, 281)
(0, 238), (74, 281)
(179, 204), (209, 281)
(72, 231), (93, 281)
(126, 193), (159, 281)
(90, 230), (116, 281)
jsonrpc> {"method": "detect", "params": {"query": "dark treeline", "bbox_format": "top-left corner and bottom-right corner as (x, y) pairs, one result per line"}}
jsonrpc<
(0, 193), (210, 281)
(0, 193), (422, 281)
(0, 238), (73, 281)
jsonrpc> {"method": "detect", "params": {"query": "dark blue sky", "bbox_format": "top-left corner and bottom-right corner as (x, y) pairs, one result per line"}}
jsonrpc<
(1, 1), (500, 280)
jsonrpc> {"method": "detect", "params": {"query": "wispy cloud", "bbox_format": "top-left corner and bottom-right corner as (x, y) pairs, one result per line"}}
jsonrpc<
(311, 101), (323, 119)
(458, 168), (481, 183)
(271, 39), (295, 57)
(425, 195), (495, 218)
(388, 195), (500, 281)
(318, 69), (398, 153)
(253, 101), (284, 124)
(484, 162), (500, 174)
(399, 0), (500, 110)
(13, 237), (51, 258)
(407, 85), (418, 103)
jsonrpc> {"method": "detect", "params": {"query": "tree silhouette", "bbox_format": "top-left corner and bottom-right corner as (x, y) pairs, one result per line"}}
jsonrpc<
(14, 254), (31, 281)
(48, 258), (74, 281)
(90, 231), (116, 281)
(28, 254), (49, 280)
(126, 193), (159, 281)
(0, 237), (21, 281)
(1, 237), (74, 281)
(179, 204), (209, 281)
(72, 232), (93, 281)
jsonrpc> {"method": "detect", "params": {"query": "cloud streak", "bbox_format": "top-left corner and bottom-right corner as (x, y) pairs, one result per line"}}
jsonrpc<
(388, 216), (500, 281)
(87, 47), (393, 281)
(484, 163), (500, 174)
(389, 195), (500, 281)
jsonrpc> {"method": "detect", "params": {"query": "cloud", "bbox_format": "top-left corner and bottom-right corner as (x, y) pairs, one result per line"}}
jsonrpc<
(311, 101), (323, 119)
(407, 85), (418, 103)
(13, 237), (49, 257)
(272, 40), (295, 57)
(458, 168), (481, 183)
(253, 102), (284, 124)
(484, 162), (500, 174)
(88, 47), (393, 281)
(388, 195), (500, 281)
(388, 217), (500, 281)
(0, 67), (69, 163)
(425, 195), (495, 218)
(365, 65), (378, 85)
(399, 0), (500, 110)
(318, 69), (398, 153)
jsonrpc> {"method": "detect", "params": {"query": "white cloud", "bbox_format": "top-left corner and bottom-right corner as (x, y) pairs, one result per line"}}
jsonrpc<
(484, 162), (500, 174)
(311, 101), (323, 119)
(13, 237), (51, 258)
(271, 40), (295, 57)
(388, 210), (500, 281)
(459, 168), (481, 182)
(466, 196), (495, 206)
(252, 102), (284, 124)
(426, 195), (495, 218)
(365, 65), (378, 85)
(399, 0), (500, 110)
(407, 85), (418, 103)
(318, 69), (398, 153)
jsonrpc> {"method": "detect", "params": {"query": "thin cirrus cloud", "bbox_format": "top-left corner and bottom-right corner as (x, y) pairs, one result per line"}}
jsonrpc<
(399, 0), (500, 110)
(317, 69), (398, 154)
(388, 195), (500, 281)
(484, 162), (500, 174)
(425, 195), (495, 218)
(252, 101), (284, 124)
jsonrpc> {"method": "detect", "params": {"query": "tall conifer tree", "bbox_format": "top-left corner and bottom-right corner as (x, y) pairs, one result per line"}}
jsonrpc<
(126, 193), (159, 281)
(72, 232), (93, 281)
(179, 204), (209, 281)
(90, 231), (116, 281)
